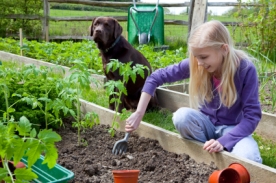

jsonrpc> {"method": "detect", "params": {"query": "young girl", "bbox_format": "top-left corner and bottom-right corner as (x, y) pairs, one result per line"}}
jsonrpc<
(125, 20), (262, 163)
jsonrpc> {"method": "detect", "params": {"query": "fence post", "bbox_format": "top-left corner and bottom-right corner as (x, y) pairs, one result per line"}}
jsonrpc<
(19, 28), (23, 56)
(188, 0), (207, 36)
(43, 0), (49, 41)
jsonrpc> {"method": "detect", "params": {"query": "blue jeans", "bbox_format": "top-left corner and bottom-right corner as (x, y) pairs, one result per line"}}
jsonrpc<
(172, 107), (262, 163)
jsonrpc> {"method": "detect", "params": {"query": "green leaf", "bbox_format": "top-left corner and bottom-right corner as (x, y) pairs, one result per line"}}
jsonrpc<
(42, 144), (58, 169)
(120, 109), (132, 121)
(106, 61), (114, 73)
(6, 143), (15, 160)
(38, 129), (61, 144)
(17, 116), (32, 135)
(137, 68), (145, 78)
(110, 98), (116, 104)
(11, 93), (22, 98)
(38, 97), (51, 103)
(69, 109), (76, 118)
(0, 168), (8, 181)
(7, 107), (15, 113)
(14, 168), (38, 181)
(12, 138), (27, 164)
(25, 140), (41, 167)
(130, 72), (136, 83)
(30, 128), (37, 138)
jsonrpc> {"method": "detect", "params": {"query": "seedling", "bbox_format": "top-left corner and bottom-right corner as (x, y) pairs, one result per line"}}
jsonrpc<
(104, 59), (149, 136)
(57, 60), (100, 146)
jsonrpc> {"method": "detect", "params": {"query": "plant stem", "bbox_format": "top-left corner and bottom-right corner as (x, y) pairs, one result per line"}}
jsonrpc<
(4, 89), (9, 121)
(77, 87), (81, 146)
(3, 159), (15, 183)
(45, 101), (48, 130)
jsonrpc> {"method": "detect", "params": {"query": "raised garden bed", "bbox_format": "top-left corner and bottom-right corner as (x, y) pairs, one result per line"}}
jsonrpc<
(1, 51), (276, 182)
(80, 99), (276, 182)
(56, 117), (217, 182)
(157, 84), (276, 142)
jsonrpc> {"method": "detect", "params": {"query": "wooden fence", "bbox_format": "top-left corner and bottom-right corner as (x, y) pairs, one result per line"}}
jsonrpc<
(2, 0), (260, 42)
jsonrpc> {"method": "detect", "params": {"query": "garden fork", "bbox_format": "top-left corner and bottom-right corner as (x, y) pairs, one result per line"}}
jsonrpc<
(112, 132), (130, 155)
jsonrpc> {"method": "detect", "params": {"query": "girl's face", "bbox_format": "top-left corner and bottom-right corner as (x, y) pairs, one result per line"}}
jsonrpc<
(191, 45), (228, 77)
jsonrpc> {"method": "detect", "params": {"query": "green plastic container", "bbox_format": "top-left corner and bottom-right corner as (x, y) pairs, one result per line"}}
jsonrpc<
(21, 155), (74, 183)
(127, 4), (164, 45)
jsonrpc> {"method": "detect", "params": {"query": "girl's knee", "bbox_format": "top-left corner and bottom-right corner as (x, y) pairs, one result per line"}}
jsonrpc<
(172, 107), (193, 128)
(232, 151), (262, 163)
(231, 137), (262, 163)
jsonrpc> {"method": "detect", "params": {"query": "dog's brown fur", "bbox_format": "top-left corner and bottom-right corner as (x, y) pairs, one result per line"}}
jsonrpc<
(90, 17), (158, 112)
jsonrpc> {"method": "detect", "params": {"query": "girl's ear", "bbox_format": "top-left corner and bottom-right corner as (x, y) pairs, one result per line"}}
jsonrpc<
(221, 44), (229, 56)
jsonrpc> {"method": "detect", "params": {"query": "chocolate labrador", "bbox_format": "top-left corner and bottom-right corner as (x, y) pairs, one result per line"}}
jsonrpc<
(89, 16), (158, 112)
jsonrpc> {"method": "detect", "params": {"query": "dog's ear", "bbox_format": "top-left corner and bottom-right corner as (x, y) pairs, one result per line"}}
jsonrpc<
(90, 17), (97, 37)
(114, 19), (122, 39)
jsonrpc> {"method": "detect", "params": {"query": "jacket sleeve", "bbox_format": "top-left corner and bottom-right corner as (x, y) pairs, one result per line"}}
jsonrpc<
(217, 61), (262, 151)
(142, 58), (190, 96)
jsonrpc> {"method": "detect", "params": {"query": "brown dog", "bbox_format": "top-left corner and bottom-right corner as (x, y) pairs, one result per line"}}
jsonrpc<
(90, 16), (158, 113)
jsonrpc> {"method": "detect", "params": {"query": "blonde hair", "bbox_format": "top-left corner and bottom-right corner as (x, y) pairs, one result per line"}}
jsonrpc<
(188, 20), (251, 109)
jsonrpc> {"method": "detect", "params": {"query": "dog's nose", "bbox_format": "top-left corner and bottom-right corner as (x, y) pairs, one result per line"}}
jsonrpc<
(95, 29), (101, 33)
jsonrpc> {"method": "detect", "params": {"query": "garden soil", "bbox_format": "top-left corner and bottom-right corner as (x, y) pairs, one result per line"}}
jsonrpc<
(56, 117), (218, 183)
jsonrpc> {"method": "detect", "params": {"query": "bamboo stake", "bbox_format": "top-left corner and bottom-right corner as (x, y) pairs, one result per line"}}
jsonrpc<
(45, 26), (49, 42)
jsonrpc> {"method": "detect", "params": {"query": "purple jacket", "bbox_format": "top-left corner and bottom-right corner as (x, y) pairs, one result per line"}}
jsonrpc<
(142, 58), (262, 151)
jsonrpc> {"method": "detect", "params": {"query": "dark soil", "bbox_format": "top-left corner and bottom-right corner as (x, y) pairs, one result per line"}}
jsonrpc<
(56, 118), (218, 183)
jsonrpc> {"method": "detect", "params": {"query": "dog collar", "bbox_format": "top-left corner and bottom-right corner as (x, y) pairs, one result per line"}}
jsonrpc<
(105, 36), (121, 53)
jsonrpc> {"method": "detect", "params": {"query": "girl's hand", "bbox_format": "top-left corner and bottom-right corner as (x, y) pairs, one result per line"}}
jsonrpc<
(203, 139), (224, 153)
(125, 111), (144, 132)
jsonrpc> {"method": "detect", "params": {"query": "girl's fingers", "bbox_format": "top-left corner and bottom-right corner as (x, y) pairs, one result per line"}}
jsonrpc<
(203, 139), (215, 149)
(203, 140), (223, 153)
(125, 124), (134, 132)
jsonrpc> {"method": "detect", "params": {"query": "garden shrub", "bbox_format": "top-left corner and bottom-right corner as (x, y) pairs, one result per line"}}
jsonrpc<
(0, 0), (42, 38)
(235, 0), (276, 62)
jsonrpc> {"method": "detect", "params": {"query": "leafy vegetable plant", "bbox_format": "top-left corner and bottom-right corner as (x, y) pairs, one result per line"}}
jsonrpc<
(0, 78), (61, 182)
(0, 62), (65, 130)
(104, 59), (149, 136)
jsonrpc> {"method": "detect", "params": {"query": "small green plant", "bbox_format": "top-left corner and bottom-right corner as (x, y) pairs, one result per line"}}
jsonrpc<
(0, 64), (42, 124)
(104, 59), (148, 136)
(23, 65), (65, 130)
(0, 116), (61, 182)
(81, 138), (88, 147)
(0, 79), (61, 182)
(57, 60), (100, 146)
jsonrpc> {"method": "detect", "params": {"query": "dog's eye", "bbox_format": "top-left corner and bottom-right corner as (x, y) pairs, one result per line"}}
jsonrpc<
(104, 23), (109, 27)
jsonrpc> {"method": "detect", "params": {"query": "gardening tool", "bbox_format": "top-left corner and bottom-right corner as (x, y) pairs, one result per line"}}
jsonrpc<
(112, 132), (130, 155)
